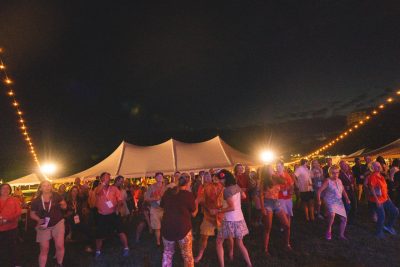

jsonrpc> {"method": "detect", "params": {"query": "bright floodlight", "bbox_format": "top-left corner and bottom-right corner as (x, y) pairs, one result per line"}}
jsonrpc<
(40, 163), (57, 175)
(260, 150), (275, 164)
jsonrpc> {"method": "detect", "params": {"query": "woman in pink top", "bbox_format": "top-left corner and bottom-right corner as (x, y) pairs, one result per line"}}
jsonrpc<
(0, 183), (22, 267)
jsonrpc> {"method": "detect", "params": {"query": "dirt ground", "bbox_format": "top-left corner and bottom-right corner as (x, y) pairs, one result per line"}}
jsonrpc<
(16, 201), (400, 267)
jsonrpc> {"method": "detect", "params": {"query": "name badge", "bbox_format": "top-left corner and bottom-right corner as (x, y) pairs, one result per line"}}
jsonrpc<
(74, 215), (80, 224)
(40, 217), (50, 229)
(282, 190), (288, 196)
(106, 200), (114, 208)
(374, 187), (382, 197)
(317, 181), (322, 187)
(156, 200), (161, 205)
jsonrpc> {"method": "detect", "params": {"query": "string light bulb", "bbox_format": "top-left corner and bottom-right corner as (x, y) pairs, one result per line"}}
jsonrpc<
(0, 50), (40, 166)
(306, 88), (400, 159)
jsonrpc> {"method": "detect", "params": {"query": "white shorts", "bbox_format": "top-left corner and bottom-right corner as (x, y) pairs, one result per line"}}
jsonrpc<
(278, 199), (293, 217)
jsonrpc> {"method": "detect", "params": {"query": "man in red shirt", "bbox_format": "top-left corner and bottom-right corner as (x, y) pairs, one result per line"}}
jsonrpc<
(368, 161), (399, 238)
(277, 161), (295, 225)
(94, 172), (129, 258)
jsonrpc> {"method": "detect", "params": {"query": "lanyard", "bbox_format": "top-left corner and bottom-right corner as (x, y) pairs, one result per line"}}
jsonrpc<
(41, 195), (52, 213)
(72, 201), (77, 213)
(103, 187), (110, 201)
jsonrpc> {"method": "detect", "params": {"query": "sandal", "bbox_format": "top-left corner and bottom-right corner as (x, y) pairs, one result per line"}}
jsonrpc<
(325, 231), (332, 240)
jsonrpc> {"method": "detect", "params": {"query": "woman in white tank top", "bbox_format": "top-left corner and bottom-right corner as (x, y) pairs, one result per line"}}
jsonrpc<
(210, 170), (252, 267)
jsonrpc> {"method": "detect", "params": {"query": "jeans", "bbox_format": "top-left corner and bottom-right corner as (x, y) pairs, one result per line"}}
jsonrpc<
(343, 192), (357, 223)
(373, 199), (399, 235)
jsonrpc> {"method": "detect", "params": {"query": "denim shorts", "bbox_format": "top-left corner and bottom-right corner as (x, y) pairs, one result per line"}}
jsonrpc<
(264, 199), (281, 213)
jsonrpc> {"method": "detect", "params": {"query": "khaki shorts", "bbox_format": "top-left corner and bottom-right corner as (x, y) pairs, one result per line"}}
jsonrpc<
(150, 207), (164, 230)
(200, 219), (217, 236)
(36, 219), (65, 243)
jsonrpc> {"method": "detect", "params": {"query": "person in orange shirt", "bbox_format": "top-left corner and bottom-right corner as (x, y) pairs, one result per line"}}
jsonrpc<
(194, 172), (224, 263)
(277, 161), (295, 227)
(368, 161), (399, 238)
(0, 183), (22, 267)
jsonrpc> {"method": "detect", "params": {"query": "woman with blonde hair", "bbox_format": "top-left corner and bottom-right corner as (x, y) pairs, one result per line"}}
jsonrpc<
(317, 165), (350, 240)
(30, 180), (67, 267)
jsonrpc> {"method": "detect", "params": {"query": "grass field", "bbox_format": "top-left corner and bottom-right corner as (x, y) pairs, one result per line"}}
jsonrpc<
(17, 201), (400, 267)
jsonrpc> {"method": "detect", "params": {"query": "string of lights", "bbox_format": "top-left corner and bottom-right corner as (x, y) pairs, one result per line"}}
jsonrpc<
(306, 89), (400, 158)
(0, 48), (40, 167)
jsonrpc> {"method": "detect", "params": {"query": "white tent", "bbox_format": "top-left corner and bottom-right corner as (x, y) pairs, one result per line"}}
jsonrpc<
(341, 148), (366, 161)
(8, 173), (43, 186)
(57, 136), (259, 181)
(362, 138), (400, 159)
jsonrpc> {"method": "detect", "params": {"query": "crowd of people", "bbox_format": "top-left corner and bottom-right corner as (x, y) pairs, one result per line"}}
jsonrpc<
(0, 156), (399, 267)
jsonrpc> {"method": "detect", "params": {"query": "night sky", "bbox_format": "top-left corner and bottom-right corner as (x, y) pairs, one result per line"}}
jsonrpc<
(1, 1), (400, 179)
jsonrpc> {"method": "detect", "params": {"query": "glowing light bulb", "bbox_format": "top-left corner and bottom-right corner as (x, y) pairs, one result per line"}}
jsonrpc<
(8, 90), (14, 96)
(13, 101), (18, 106)
(17, 111), (22, 115)
(387, 98), (393, 102)
(372, 110), (378, 115)
(260, 150), (275, 163)
(379, 104), (384, 109)
(0, 64), (5, 69)
(40, 163), (57, 175)
(4, 78), (12, 84)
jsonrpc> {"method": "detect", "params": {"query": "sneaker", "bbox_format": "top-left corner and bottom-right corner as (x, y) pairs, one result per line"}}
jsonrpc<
(94, 250), (101, 260)
(383, 226), (397, 235)
(375, 233), (385, 239)
(122, 248), (129, 257)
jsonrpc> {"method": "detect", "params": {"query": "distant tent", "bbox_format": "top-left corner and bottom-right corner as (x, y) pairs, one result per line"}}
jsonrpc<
(341, 148), (366, 161)
(362, 138), (400, 159)
(8, 173), (43, 186)
(57, 136), (259, 181)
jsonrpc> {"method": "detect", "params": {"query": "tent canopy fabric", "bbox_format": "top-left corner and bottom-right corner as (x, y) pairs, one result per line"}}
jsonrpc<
(341, 148), (366, 161)
(58, 136), (259, 180)
(362, 138), (400, 159)
(8, 173), (42, 186)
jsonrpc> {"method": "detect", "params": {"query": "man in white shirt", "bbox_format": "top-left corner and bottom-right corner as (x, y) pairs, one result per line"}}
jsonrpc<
(294, 159), (315, 221)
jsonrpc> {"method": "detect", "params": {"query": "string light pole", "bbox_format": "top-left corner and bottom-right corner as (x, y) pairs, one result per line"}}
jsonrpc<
(0, 47), (40, 167)
(306, 89), (400, 158)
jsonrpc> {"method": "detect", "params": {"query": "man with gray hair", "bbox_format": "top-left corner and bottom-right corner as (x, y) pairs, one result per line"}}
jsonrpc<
(367, 161), (399, 238)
